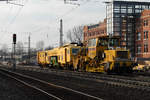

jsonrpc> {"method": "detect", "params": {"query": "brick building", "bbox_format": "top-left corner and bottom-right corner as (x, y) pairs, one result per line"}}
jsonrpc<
(136, 10), (150, 59)
(83, 19), (107, 42)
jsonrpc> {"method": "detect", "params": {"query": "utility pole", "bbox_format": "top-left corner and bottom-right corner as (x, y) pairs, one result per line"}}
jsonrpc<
(28, 35), (30, 64)
(60, 19), (63, 47)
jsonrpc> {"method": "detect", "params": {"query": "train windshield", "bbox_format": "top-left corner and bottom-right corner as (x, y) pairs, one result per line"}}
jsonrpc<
(117, 51), (128, 59)
(109, 38), (119, 47)
(88, 39), (96, 47)
(72, 48), (79, 55)
(98, 38), (108, 46)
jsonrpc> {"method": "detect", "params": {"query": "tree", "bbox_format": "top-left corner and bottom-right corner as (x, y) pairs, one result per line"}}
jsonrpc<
(45, 46), (53, 50)
(1, 44), (8, 61)
(16, 41), (24, 55)
(36, 41), (44, 51)
(66, 25), (84, 44)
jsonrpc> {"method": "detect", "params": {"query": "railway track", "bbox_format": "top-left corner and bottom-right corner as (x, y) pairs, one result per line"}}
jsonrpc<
(10, 65), (150, 92)
(0, 68), (103, 100)
(21, 66), (150, 83)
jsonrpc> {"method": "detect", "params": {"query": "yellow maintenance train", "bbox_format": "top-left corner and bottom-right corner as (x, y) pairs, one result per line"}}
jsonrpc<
(37, 36), (136, 73)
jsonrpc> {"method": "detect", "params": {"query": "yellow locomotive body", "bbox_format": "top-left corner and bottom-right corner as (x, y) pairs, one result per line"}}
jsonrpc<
(37, 43), (82, 70)
(37, 51), (48, 67)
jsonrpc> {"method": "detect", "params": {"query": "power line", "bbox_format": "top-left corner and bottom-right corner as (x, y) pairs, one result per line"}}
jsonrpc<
(7, 1), (24, 6)
(0, 0), (29, 45)
(6, 0), (29, 29)
(64, 0), (80, 6)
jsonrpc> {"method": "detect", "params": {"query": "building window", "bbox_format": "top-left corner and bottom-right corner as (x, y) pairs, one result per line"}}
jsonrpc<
(146, 31), (149, 39)
(128, 9), (133, 13)
(124, 34), (126, 41)
(144, 44), (148, 53)
(121, 9), (126, 13)
(144, 31), (148, 40)
(144, 20), (148, 26)
(137, 44), (141, 54)
(137, 32), (141, 40)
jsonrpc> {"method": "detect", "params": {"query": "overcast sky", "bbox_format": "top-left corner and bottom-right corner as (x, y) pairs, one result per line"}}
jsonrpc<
(0, 0), (148, 50)
(0, 0), (106, 50)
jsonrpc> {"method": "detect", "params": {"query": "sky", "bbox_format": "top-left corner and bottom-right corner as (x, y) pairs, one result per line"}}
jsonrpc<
(0, 0), (149, 50)
(0, 0), (106, 50)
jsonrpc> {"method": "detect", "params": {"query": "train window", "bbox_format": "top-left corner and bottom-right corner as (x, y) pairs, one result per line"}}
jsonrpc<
(45, 52), (47, 56)
(109, 38), (119, 47)
(67, 50), (70, 54)
(72, 48), (79, 55)
(98, 38), (108, 46)
(88, 39), (96, 47)
(59, 56), (60, 60)
(62, 56), (63, 60)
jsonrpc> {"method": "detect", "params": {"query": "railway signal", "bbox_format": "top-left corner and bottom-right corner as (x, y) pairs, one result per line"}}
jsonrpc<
(12, 34), (16, 70)
(13, 34), (16, 44)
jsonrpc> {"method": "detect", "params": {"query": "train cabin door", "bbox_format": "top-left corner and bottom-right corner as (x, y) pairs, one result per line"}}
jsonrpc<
(65, 48), (67, 63)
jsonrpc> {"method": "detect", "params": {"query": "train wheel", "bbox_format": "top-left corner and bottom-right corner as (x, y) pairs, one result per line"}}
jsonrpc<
(127, 67), (133, 73)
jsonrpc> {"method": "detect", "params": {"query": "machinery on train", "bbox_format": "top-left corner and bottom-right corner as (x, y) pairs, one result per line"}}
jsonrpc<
(37, 43), (84, 70)
(37, 35), (136, 73)
(77, 35), (135, 73)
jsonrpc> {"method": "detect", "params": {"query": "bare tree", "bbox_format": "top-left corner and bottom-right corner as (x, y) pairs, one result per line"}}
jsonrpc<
(1, 44), (8, 61)
(36, 41), (44, 51)
(45, 45), (53, 50)
(16, 41), (24, 55)
(67, 25), (83, 44)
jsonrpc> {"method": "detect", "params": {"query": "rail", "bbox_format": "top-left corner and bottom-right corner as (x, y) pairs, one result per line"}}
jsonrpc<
(0, 68), (103, 100)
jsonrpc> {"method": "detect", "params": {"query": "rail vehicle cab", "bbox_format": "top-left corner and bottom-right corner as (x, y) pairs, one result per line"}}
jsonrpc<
(103, 49), (134, 73)
(37, 51), (48, 67)
(87, 36), (120, 60)
(85, 36), (134, 73)
(62, 44), (84, 70)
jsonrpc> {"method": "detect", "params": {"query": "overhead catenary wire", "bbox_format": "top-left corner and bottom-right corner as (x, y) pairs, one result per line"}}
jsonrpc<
(1, 0), (102, 49)
(0, 0), (29, 48)
(6, 0), (29, 30)
(29, 0), (90, 36)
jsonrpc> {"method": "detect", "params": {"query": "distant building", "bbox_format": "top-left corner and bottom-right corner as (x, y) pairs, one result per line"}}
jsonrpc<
(136, 10), (150, 60)
(105, 0), (150, 57)
(83, 19), (107, 42)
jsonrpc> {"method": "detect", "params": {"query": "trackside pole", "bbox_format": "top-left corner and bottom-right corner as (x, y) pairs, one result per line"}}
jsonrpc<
(13, 34), (16, 70)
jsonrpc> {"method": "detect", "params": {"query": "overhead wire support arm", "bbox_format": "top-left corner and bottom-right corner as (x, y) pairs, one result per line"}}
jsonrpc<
(64, 0), (80, 6)
(7, 0), (24, 6)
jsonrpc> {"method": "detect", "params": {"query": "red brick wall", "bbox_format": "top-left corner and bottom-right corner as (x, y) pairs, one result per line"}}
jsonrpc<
(136, 10), (150, 59)
(83, 19), (107, 42)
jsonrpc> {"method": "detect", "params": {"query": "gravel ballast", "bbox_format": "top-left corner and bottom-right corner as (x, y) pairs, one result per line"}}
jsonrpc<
(14, 68), (150, 100)
(0, 73), (52, 100)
